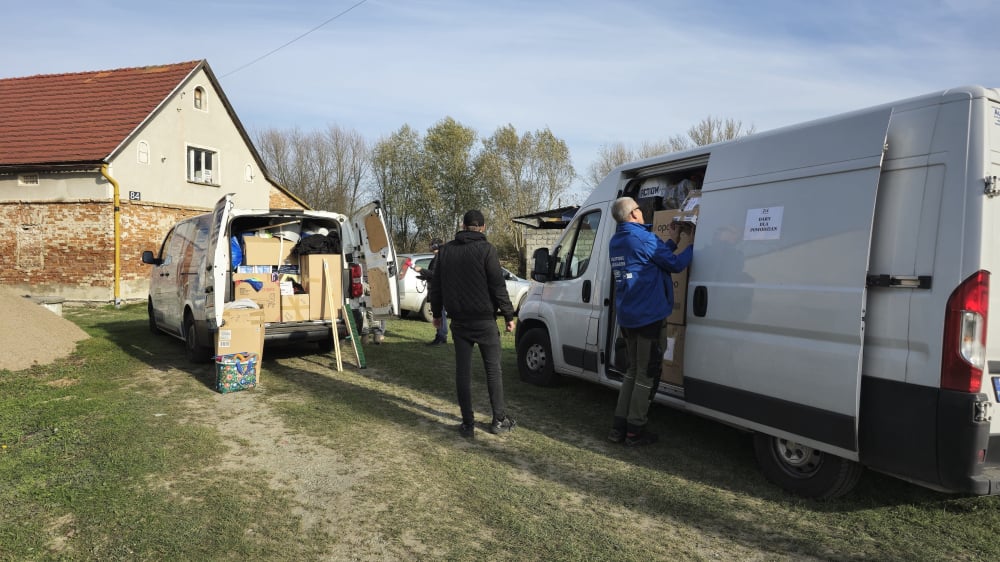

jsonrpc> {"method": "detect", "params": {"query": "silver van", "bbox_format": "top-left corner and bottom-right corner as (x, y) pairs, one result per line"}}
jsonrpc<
(517, 85), (1000, 498)
(141, 194), (397, 361)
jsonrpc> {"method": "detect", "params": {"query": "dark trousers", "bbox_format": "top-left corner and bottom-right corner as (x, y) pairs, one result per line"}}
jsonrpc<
(614, 319), (666, 432)
(453, 319), (505, 425)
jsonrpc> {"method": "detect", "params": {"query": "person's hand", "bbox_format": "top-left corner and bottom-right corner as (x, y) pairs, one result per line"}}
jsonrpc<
(433, 317), (441, 328)
(667, 222), (681, 244)
(505, 319), (515, 333)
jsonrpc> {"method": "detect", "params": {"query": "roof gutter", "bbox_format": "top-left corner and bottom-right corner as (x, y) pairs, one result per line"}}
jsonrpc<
(100, 164), (122, 308)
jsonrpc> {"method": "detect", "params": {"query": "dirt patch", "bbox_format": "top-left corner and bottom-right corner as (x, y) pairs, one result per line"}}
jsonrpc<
(0, 287), (89, 372)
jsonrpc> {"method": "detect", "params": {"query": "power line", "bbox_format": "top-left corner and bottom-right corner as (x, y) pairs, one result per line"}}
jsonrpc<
(222, 0), (369, 78)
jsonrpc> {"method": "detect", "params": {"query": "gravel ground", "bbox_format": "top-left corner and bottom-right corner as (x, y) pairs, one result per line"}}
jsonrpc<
(0, 287), (89, 372)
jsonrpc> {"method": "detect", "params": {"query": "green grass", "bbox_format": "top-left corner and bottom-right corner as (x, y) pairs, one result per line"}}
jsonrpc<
(3, 304), (1000, 560)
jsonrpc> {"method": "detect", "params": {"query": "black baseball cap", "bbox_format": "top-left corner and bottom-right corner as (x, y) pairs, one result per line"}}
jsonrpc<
(462, 209), (485, 227)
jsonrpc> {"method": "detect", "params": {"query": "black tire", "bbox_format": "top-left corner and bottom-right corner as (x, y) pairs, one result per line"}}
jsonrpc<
(753, 432), (863, 499)
(317, 335), (335, 353)
(420, 299), (434, 323)
(148, 298), (162, 335)
(517, 327), (559, 386)
(184, 312), (213, 363)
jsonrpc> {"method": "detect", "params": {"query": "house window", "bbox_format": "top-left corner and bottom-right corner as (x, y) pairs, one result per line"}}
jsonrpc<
(187, 146), (218, 184)
(137, 141), (150, 164)
(193, 87), (205, 110)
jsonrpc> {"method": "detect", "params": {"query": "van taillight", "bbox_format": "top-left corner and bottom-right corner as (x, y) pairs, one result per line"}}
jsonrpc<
(941, 270), (989, 393)
(350, 264), (363, 298)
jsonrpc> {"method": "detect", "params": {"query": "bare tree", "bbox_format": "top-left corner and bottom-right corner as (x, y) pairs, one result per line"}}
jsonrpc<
(371, 125), (426, 252)
(585, 117), (756, 188)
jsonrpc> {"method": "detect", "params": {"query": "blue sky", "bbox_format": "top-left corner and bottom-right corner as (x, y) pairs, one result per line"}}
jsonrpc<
(4, 0), (998, 199)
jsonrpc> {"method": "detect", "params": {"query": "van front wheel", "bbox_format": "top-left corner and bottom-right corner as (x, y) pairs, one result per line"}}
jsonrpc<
(517, 328), (559, 386)
(753, 433), (863, 499)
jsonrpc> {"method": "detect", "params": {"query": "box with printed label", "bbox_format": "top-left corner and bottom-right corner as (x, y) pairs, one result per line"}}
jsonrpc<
(215, 308), (265, 358)
(659, 324), (685, 387)
(243, 236), (295, 266)
(281, 294), (310, 322)
(232, 273), (280, 323)
(299, 254), (343, 320)
(652, 210), (697, 325)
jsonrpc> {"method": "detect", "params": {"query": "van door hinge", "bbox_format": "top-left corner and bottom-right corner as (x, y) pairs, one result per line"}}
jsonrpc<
(866, 274), (932, 289)
(986, 176), (1000, 198)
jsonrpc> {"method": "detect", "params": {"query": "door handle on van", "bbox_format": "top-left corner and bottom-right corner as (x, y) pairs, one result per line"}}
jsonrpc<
(582, 280), (591, 303)
(693, 286), (707, 317)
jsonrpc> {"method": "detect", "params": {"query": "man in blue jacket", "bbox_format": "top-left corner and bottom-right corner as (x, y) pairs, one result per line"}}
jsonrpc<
(608, 197), (693, 446)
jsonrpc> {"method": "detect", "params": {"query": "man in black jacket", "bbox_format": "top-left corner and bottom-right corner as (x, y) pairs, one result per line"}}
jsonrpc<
(430, 210), (517, 438)
(413, 238), (448, 345)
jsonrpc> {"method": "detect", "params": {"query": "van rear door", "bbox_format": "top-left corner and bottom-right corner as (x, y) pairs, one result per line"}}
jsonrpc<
(353, 202), (399, 317)
(684, 107), (891, 457)
(208, 194), (235, 328)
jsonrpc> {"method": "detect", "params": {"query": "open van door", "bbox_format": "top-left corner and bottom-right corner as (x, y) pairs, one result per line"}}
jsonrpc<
(684, 107), (892, 458)
(353, 202), (399, 318)
(208, 193), (236, 329)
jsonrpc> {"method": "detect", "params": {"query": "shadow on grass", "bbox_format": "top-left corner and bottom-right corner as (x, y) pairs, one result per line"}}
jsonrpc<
(91, 311), (975, 560)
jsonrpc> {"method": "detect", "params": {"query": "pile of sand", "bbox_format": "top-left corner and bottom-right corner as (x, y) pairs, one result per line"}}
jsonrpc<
(0, 287), (90, 372)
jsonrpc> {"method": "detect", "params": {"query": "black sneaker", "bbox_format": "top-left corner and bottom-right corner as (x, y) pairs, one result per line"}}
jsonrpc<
(624, 431), (658, 447)
(426, 338), (445, 346)
(458, 423), (475, 438)
(607, 428), (626, 444)
(491, 416), (517, 435)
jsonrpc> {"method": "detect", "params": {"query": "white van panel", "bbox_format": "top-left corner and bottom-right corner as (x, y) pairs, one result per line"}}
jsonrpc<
(686, 107), (890, 431)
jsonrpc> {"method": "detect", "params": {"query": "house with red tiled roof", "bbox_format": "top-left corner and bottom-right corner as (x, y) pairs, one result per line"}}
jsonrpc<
(0, 60), (306, 303)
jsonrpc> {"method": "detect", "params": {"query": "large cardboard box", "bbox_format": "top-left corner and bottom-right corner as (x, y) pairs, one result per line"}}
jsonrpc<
(233, 273), (280, 323)
(215, 308), (265, 358)
(299, 254), (343, 320)
(243, 236), (295, 266)
(659, 323), (685, 387)
(281, 294), (311, 322)
(652, 209), (697, 325)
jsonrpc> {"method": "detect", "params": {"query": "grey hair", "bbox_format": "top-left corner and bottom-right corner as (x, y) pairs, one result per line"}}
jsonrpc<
(612, 197), (638, 223)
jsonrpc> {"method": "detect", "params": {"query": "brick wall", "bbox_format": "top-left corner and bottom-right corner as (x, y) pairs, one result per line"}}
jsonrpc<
(521, 227), (565, 277)
(269, 186), (305, 210)
(0, 200), (205, 302)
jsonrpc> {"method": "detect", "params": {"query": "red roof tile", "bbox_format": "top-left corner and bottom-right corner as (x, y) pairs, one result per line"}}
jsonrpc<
(0, 61), (202, 166)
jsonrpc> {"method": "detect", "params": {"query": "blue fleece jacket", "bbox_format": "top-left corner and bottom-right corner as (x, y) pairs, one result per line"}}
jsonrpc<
(610, 221), (693, 328)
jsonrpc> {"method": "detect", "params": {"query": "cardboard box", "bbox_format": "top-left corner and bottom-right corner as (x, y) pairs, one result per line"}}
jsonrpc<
(660, 324), (685, 387)
(243, 236), (295, 266)
(299, 254), (343, 320)
(281, 294), (310, 322)
(652, 210), (697, 325)
(233, 273), (280, 323)
(215, 308), (265, 358)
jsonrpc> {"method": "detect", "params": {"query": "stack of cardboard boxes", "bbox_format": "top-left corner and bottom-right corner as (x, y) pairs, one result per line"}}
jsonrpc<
(652, 191), (700, 387)
(212, 233), (344, 393)
(234, 234), (342, 324)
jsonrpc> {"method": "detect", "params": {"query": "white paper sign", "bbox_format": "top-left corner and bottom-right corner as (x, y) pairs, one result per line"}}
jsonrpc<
(744, 207), (783, 240)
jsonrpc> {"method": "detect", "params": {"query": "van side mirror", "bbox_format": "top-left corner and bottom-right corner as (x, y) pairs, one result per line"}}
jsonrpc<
(531, 248), (551, 282)
(141, 250), (162, 266)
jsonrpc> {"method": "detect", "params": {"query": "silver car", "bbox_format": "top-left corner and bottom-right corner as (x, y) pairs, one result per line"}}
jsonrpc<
(396, 253), (531, 322)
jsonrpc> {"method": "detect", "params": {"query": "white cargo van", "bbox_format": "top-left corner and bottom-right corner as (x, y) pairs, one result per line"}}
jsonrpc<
(517, 85), (1000, 498)
(141, 194), (398, 361)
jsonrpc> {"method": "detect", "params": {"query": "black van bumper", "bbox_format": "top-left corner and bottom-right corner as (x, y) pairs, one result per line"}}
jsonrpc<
(859, 376), (998, 495)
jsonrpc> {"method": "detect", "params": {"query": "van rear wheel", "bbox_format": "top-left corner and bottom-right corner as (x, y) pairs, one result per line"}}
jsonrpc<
(148, 299), (162, 335)
(517, 328), (559, 386)
(753, 433), (863, 499)
(184, 313), (212, 363)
